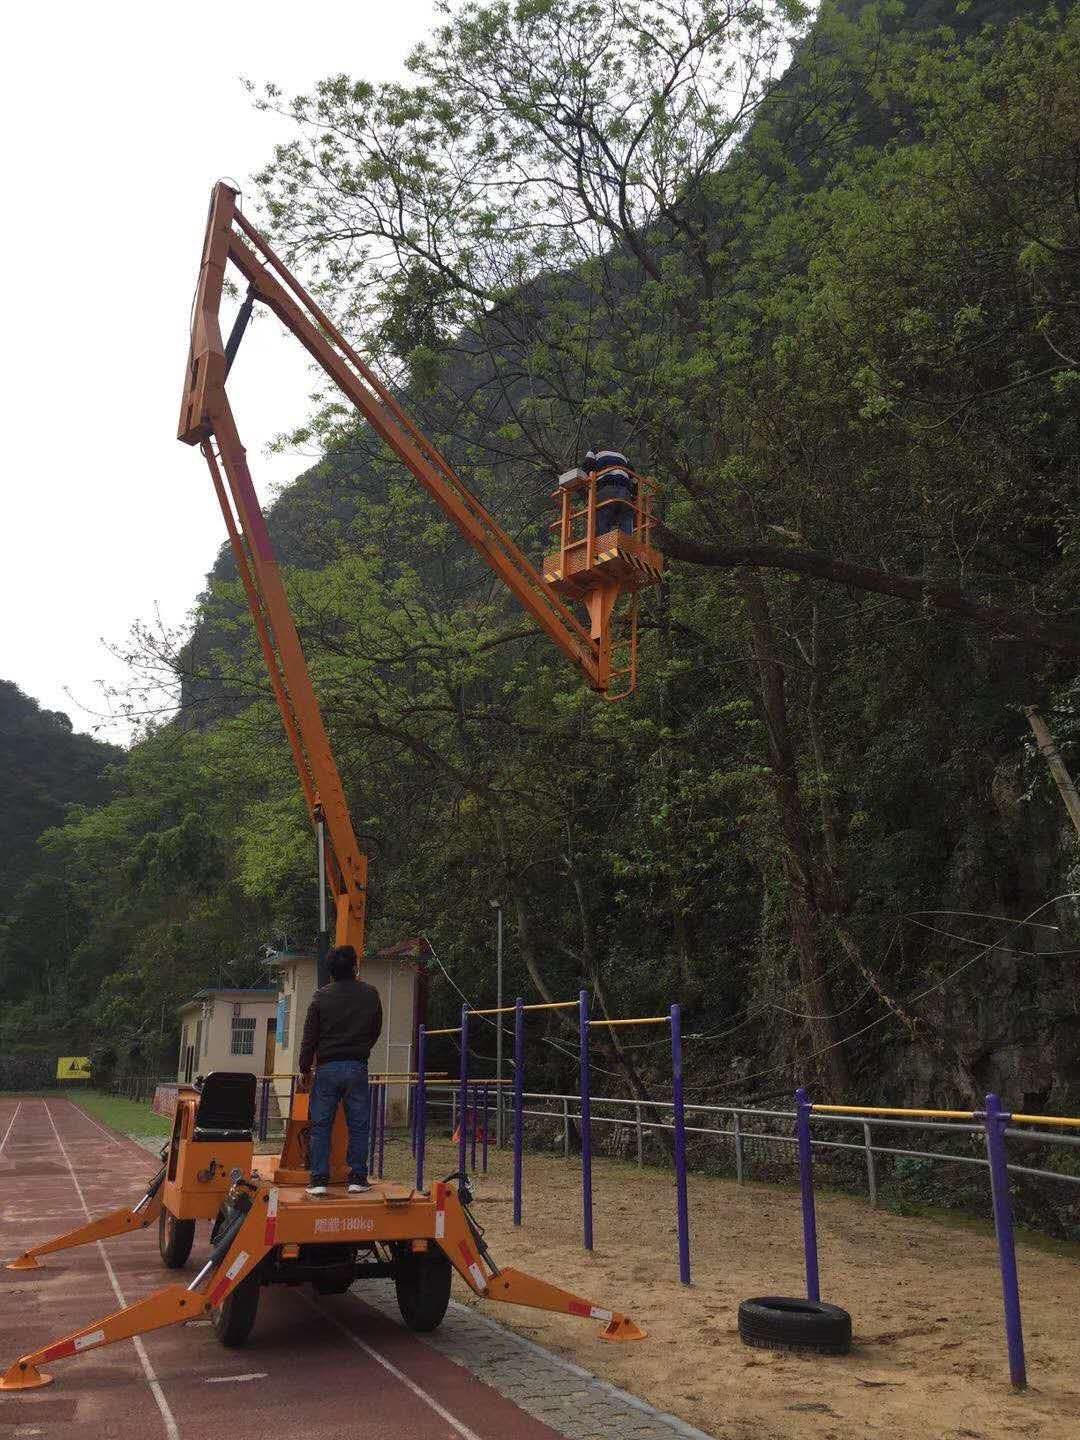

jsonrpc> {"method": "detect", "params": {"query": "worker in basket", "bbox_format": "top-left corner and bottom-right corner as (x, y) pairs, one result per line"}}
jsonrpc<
(298, 944), (383, 1196)
(585, 446), (637, 537)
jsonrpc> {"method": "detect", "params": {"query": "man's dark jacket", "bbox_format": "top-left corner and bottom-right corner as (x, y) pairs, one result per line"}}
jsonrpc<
(298, 978), (383, 1071)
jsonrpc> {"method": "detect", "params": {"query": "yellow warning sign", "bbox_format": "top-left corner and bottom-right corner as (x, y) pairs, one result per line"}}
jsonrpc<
(56, 1056), (92, 1081)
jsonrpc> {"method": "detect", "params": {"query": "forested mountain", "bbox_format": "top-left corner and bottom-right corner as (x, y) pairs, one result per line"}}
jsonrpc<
(0, 681), (119, 916)
(0, 682), (120, 1038)
(4, 2), (1078, 1131)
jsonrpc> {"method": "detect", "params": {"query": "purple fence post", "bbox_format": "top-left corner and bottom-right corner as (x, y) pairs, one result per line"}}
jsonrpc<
(258, 1077), (270, 1142)
(671, 1004), (691, 1285)
(470, 1083), (479, 1172)
(457, 1006), (469, 1179)
(368, 1082), (378, 1174)
(513, 997), (524, 1226)
(579, 989), (594, 1251)
(409, 1080), (416, 1158)
(415, 1026), (427, 1191)
(377, 1079), (387, 1179)
(984, 1093), (1027, 1388)
(481, 1085), (490, 1173)
(794, 1086), (820, 1302)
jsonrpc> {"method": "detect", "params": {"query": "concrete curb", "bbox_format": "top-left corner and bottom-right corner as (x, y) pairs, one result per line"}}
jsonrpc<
(444, 1299), (719, 1440)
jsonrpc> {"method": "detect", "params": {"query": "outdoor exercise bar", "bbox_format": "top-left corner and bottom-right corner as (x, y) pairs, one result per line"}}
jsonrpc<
(471, 1001), (578, 1015)
(800, 1090), (1032, 1388)
(418, 990), (693, 1282)
(378, 1078), (387, 1178)
(458, 1005), (469, 1178)
(514, 997), (525, 1224)
(580, 1002), (692, 1280)
(587, 1016), (671, 1027)
(795, 1087), (820, 1302)
(579, 990), (594, 1250)
(813, 1103), (977, 1121)
(671, 1003), (690, 1285)
(813, 1099), (1080, 1130)
(985, 1093), (1026, 1388)
(415, 1025), (427, 1189)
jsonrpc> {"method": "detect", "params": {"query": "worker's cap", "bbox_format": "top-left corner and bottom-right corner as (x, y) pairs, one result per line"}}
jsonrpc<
(594, 448), (629, 468)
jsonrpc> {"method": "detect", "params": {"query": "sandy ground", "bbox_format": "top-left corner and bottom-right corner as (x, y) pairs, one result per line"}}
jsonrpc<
(385, 1133), (1080, 1440)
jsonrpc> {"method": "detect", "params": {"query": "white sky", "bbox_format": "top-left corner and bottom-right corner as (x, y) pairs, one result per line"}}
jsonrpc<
(0, 0), (437, 742)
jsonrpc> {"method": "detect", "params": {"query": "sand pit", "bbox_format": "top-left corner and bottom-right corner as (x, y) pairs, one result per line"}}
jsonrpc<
(385, 1133), (1080, 1439)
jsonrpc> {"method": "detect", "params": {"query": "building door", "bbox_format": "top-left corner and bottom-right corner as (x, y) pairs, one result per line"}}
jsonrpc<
(263, 1016), (276, 1079)
(183, 1044), (194, 1084)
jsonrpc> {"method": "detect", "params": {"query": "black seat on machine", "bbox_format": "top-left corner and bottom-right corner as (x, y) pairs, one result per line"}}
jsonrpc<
(193, 1072), (257, 1142)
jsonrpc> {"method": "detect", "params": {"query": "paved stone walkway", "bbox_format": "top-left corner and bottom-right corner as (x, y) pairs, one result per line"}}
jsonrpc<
(361, 1280), (717, 1440)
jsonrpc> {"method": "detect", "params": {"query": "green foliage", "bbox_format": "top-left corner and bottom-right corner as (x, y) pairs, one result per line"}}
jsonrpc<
(7, 2), (1080, 1122)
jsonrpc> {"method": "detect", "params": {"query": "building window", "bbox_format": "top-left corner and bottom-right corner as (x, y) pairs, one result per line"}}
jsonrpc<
(231, 1016), (257, 1056)
(277, 994), (291, 1048)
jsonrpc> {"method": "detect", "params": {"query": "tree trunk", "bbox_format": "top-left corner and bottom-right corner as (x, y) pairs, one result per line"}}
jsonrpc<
(740, 569), (851, 1098)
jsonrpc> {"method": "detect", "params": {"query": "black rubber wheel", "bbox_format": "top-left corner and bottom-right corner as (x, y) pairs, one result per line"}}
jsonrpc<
(212, 1271), (261, 1347)
(158, 1208), (196, 1268)
(394, 1246), (452, 1332)
(738, 1296), (852, 1355)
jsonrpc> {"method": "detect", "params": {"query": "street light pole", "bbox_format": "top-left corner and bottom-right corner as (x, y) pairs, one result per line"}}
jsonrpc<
(490, 899), (504, 1146)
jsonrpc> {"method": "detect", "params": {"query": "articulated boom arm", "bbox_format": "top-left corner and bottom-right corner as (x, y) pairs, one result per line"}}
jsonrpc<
(178, 182), (611, 960)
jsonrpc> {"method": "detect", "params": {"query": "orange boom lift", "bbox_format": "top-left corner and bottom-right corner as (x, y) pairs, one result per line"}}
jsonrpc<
(1, 183), (651, 1392)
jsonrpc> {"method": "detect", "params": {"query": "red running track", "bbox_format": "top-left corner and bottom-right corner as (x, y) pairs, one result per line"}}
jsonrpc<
(0, 1097), (566, 1440)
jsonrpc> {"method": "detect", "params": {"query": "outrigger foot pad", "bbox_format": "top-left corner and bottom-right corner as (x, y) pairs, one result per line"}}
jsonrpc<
(599, 1315), (647, 1342)
(5, 1254), (43, 1272)
(0, 1361), (53, 1390)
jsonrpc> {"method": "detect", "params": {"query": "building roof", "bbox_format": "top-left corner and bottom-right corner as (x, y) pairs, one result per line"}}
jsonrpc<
(265, 950), (316, 969)
(176, 987), (278, 1014)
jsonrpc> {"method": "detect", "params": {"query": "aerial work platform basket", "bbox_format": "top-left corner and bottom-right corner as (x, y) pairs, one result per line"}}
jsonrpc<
(542, 465), (663, 700)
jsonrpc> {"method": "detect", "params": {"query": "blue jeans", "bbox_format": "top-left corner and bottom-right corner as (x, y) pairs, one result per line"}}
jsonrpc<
(308, 1059), (369, 1182)
(596, 484), (635, 535)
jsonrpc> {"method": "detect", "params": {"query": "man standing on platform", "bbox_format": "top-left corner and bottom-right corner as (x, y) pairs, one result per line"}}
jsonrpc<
(298, 944), (383, 1196)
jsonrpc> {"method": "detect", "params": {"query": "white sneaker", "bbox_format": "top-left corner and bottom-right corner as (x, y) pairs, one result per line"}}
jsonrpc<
(347, 1180), (371, 1194)
(306, 1182), (328, 1196)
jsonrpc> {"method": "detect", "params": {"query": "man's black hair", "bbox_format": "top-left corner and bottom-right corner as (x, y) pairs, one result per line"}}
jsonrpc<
(327, 945), (358, 981)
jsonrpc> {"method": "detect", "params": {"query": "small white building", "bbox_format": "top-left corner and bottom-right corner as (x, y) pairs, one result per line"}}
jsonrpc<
(176, 988), (279, 1085)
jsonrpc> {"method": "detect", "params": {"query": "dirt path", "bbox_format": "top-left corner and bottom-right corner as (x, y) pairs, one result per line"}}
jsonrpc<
(398, 1133), (1080, 1440)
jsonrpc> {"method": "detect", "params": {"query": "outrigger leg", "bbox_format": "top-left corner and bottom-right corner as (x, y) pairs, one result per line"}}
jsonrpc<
(6, 1163), (167, 1271)
(0, 1283), (203, 1391)
(2, 1177), (644, 1392)
(432, 1182), (646, 1342)
(1, 1176), (269, 1390)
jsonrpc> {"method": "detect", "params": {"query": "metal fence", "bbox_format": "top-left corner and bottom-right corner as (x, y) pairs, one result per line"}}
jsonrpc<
(422, 1086), (1080, 1204)
(107, 1074), (171, 1105)
(103, 1073), (1080, 1205)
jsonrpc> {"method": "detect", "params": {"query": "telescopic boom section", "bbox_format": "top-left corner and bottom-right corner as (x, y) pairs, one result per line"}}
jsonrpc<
(178, 183), (625, 961)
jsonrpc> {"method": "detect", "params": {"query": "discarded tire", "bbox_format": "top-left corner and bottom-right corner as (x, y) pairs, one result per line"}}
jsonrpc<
(738, 1296), (851, 1355)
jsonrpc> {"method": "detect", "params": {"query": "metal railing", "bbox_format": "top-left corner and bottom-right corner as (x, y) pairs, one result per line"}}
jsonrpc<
(421, 1086), (1080, 1203)
(107, 1074), (173, 1105)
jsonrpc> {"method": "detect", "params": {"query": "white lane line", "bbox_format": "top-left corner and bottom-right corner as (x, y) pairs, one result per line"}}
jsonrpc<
(205, 1372), (268, 1384)
(0, 1102), (22, 1155)
(63, 1099), (128, 1148)
(299, 1294), (484, 1440)
(43, 1101), (181, 1440)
